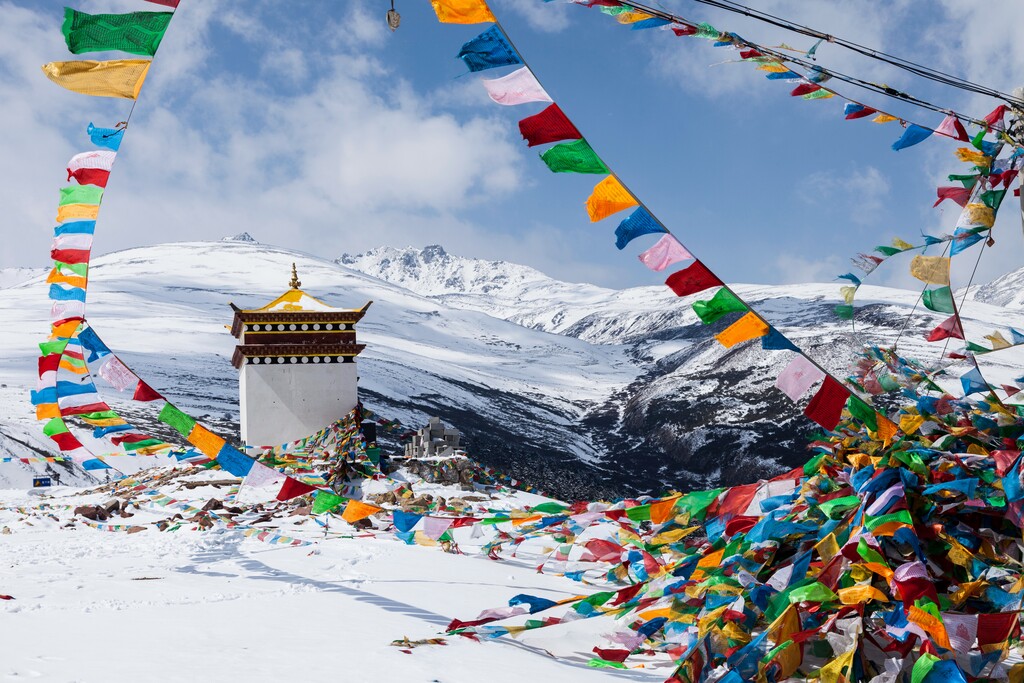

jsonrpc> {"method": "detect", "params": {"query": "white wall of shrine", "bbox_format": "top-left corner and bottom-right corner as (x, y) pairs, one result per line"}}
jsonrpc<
(239, 360), (358, 447)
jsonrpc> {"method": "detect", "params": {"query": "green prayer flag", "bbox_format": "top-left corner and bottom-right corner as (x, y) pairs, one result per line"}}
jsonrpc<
(787, 581), (838, 604)
(803, 452), (826, 476)
(587, 659), (627, 670)
(78, 410), (120, 421)
(982, 189), (1006, 211)
(846, 395), (878, 432)
(625, 503), (651, 522)
(818, 494), (860, 520)
(947, 173), (979, 188)
(856, 538), (887, 566)
(39, 339), (70, 356)
(971, 128), (986, 151)
(693, 289), (747, 324)
(539, 139), (609, 174)
(62, 8), (172, 57)
(158, 402), (196, 437)
(911, 653), (940, 683)
(864, 509), (913, 531)
(677, 487), (725, 521)
(59, 185), (104, 206)
(122, 438), (164, 451)
(877, 373), (900, 392)
(54, 261), (89, 277)
(312, 490), (346, 514)
(966, 341), (990, 354)
(921, 286), (955, 314)
(834, 305), (854, 320)
(531, 502), (570, 514)
(874, 245), (902, 256)
(42, 417), (69, 437)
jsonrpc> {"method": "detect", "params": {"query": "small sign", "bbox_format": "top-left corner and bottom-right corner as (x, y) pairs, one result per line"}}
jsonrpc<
(32, 476), (52, 488)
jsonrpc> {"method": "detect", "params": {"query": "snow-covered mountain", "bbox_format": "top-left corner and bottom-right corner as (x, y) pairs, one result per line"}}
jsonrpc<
(4, 241), (1024, 495)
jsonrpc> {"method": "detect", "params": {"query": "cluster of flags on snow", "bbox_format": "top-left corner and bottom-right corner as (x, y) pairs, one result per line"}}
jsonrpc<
(430, 0), (894, 435)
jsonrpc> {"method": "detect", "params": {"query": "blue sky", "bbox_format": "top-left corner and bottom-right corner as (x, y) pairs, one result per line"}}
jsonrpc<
(3, 0), (1022, 293)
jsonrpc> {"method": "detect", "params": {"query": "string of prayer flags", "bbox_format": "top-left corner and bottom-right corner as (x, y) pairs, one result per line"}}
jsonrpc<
(518, 104), (581, 147)
(775, 355), (825, 401)
(909, 255), (950, 285)
(458, 26), (520, 72)
(430, 0), (496, 25)
(481, 66), (551, 105)
(61, 8), (172, 57)
(692, 288), (747, 324)
(539, 139), (609, 174)
(41, 60), (151, 99)
(638, 234), (692, 272)
(585, 175), (636, 222)
(614, 207), (665, 249)
(891, 124), (933, 151)
(803, 376), (850, 430)
(665, 261), (722, 296)
(715, 311), (768, 348)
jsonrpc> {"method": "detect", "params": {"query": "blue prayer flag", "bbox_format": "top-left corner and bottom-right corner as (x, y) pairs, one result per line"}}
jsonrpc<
(891, 124), (933, 151)
(458, 26), (521, 72)
(614, 207), (665, 250)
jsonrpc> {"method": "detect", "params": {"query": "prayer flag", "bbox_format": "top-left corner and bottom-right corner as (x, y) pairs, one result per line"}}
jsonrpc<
(693, 288), (747, 324)
(187, 423), (226, 457)
(55, 204), (100, 223)
(312, 490), (346, 514)
(430, 0), (496, 24)
(244, 461), (285, 488)
(843, 103), (875, 119)
(933, 186), (971, 207)
(586, 175), (636, 222)
(539, 139), (608, 174)
(481, 66), (551, 105)
(872, 113), (898, 123)
(804, 376), (850, 430)
(891, 124), (933, 151)
(59, 185), (103, 207)
(392, 510), (423, 533)
(984, 104), (1008, 131)
(132, 381), (161, 401)
(935, 113), (970, 141)
(42, 60), (152, 100)
(846, 395), (878, 431)
(518, 104), (581, 147)
(715, 312), (768, 348)
(144, 0), (180, 6)
(925, 315), (964, 342)
(216, 444), (255, 478)
(957, 203), (995, 229)
(61, 8), (171, 57)
(950, 228), (985, 256)
(158, 402), (196, 437)
(761, 327), (798, 352)
(776, 355), (824, 402)
(960, 367), (988, 395)
(276, 477), (316, 501)
(921, 286), (955, 314)
(614, 207), (665, 249)
(341, 499), (382, 523)
(638, 234), (691, 272)
(88, 123), (123, 150)
(67, 150), (116, 187)
(665, 261), (722, 296)
(423, 516), (454, 540)
(909, 255), (950, 285)
(458, 26), (520, 72)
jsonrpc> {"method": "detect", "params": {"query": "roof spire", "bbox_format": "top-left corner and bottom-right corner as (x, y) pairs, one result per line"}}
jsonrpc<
(289, 263), (301, 290)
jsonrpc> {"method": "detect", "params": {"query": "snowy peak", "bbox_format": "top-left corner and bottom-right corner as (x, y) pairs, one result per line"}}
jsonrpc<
(337, 244), (571, 298)
(222, 232), (259, 243)
(967, 266), (1024, 309)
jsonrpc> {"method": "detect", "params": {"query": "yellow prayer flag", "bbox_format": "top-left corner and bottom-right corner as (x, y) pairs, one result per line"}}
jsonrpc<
(135, 443), (171, 456)
(46, 269), (87, 288)
(907, 605), (952, 649)
(985, 332), (1012, 350)
(429, 0), (496, 24)
(187, 423), (226, 458)
(892, 238), (914, 250)
(617, 11), (655, 23)
(80, 416), (128, 427)
(715, 311), (768, 348)
(875, 415), (898, 445)
(956, 147), (990, 165)
(815, 533), (840, 562)
(585, 175), (637, 222)
(840, 285), (856, 305)
(872, 113), (898, 124)
(900, 413), (925, 434)
(41, 60), (151, 100)
(50, 319), (83, 338)
(36, 403), (61, 420)
(757, 62), (790, 73)
(341, 499), (382, 523)
(909, 255), (950, 285)
(962, 202), (995, 228)
(817, 647), (855, 683)
(837, 585), (888, 605)
(56, 204), (100, 223)
(59, 358), (90, 374)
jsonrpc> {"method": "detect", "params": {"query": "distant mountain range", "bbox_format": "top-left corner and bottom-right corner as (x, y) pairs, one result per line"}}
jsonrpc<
(2, 238), (1022, 495)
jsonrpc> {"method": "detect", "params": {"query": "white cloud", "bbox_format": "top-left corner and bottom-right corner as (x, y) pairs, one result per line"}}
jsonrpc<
(798, 166), (891, 225)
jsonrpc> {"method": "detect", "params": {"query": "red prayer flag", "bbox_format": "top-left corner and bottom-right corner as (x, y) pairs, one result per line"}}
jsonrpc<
(672, 24), (698, 36)
(276, 477), (316, 501)
(933, 186), (972, 208)
(593, 648), (631, 663)
(790, 83), (821, 97)
(991, 450), (1020, 476)
(984, 104), (1008, 131)
(50, 431), (85, 451)
(845, 106), (876, 120)
(68, 168), (110, 188)
(60, 402), (111, 416)
(50, 248), (90, 265)
(803, 376), (850, 431)
(1002, 384), (1021, 397)
(664, 261), (723, 297)
(110, 433), (155, 446)
(39, 354), (60, 375)
(977, 612), (1019, 647)
(739, 49), (762, 59)
(925, 315), (964, 342)
(132, 381), (162, 402)
(518, 104), (581, 148)
(144, 0), (180, 6)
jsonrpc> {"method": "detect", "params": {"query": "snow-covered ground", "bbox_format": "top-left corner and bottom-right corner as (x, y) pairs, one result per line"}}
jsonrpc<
(0, 472), (658, 683)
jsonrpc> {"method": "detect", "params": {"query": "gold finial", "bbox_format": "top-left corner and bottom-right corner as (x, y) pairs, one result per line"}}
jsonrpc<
(289, 263), (301, 289)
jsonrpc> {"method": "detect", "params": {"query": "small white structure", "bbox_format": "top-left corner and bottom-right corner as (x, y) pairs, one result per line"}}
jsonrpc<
(404, 417), (463, 458)
(230, 265), (371, 447)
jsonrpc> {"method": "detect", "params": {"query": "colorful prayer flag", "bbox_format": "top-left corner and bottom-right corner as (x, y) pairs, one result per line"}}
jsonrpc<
(61, 8), (171, 57)
(539, 139), (608, 174)
(665, 261), (722, 297)
(430, 0), (496, 24)
(614, 207), (665, 249)
(585, 175), (636, 222)
(458, 26), (520, 72)
(481, 66), (551, 105)
(41, 60), (152, 99)
(638, 234), (692, 272)
(715, 312), (768, 348)
(518, 104), (581, 147)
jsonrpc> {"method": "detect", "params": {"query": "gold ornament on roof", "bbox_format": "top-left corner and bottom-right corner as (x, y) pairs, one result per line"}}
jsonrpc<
(289, 263), (301, 290)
